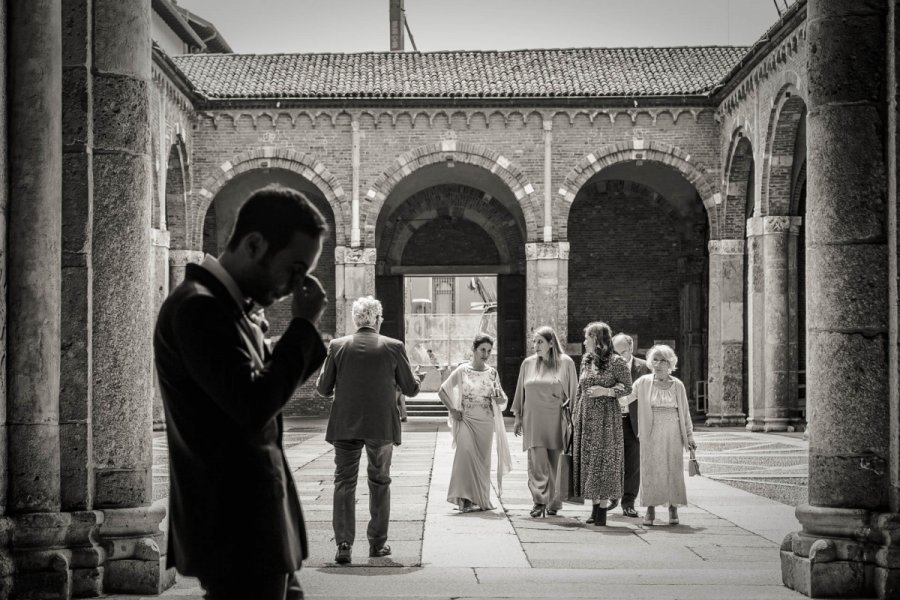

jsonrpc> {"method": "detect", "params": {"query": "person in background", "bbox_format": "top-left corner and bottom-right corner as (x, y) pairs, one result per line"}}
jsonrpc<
(512, 326), (578, 518)
(439, 334), (511, 512)
(610, 333), (651, 518)
(631, 344), (696, 526)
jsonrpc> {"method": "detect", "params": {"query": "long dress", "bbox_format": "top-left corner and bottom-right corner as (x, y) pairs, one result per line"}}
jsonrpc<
(639, 382), (688, 507)
(441, 364), (510, 510)
(573, 354), (632, 500)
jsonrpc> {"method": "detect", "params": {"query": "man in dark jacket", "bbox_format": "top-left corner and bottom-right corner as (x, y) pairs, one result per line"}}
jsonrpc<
(316, 296), (422, 565)
(612, 333), (651, 518)
(154, 185), (328, 599)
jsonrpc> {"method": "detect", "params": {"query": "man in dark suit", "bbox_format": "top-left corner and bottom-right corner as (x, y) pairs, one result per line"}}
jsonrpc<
(154, 186), (329, 600)
(612, 333), (651, 518)
(316, 296), (423, 565)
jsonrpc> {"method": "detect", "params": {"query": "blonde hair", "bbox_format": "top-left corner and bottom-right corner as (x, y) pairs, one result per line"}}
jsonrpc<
(646, 344), (678, 373)
(533, 326), (565, 372)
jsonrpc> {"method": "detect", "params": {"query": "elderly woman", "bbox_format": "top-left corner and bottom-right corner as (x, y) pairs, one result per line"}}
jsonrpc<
(439, 334), (511, 512)
(572, 321), (632, 526)
(512, 326), (578, 518)
(632, 344), (696, 526)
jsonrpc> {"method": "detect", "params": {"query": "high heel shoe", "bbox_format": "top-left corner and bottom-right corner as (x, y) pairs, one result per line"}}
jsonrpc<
(546, 507), (558, 516)
(668, 505), (679, 525)
(643, 505), (655, 526)
(530, 503), (546, 518)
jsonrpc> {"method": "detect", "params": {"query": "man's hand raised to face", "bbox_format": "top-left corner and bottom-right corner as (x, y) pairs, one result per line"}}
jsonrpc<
(292, 275), (327, 325)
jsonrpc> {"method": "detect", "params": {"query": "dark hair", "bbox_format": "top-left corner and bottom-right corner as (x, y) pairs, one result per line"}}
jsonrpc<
(226, 185), (328, 255)
(473, 333), (494, 350)
(583, 321), (614, 369)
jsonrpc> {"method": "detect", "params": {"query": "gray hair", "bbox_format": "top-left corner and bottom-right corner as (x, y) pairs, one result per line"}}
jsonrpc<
(646, 344), (678, 373)
(352, 296), (382, 329)
(612, 333), (633, 348)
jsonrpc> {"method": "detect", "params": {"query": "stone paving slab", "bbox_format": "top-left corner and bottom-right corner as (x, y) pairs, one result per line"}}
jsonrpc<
(123, 422), (815, 599)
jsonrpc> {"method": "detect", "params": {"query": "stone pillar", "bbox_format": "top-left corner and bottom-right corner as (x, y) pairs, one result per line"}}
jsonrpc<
(781, 1), (897, 598)
(525, 242), (569, 346)
(763, 216), (802, 432)
(0, 0), (10, 596)
(150, 229), (170, 430)
(90, 0), (173, 593)
(351, 118), (361, 247)
(168, 249), (204, 290)
(542, 120), (553, 243)
(335, 246), (376, 336)
(745, 217), (766, 431)
(7, 0), (67, 596)
(705, 240), (746, 426)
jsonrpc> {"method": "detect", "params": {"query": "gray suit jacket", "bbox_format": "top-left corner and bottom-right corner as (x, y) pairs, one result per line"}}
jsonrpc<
(317, 327), (420, 444)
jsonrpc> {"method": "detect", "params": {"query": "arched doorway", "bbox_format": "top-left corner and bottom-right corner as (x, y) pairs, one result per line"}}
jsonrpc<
(201, 167), (338, 414)
(375, 165), (528, 400)
(566, 162), (709, 412)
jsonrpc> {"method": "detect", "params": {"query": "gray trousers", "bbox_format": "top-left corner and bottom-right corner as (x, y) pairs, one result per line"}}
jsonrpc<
(527, 447), (562, 510)
(332, 439), (393, 548)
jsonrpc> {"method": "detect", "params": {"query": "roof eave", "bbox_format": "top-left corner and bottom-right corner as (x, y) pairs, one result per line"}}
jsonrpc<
(152, 0), (206, 51)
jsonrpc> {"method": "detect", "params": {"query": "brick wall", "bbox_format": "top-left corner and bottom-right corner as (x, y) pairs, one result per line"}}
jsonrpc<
(567, 183), (704, 358)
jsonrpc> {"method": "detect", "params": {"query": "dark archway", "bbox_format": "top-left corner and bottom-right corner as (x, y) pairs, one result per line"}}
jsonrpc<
(567, 164), (709, 411)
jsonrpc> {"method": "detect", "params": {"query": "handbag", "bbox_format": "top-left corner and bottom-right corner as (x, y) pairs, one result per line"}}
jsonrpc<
(688, 447), (701, 477)
(558, 403), (584, 504)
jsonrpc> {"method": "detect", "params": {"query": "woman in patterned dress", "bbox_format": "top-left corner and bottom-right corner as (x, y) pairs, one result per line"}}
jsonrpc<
(439, 334), (512, 512)
(632, 344), (696, 526)
(573, 321), (633, 526)
(512, 326), (578, 518)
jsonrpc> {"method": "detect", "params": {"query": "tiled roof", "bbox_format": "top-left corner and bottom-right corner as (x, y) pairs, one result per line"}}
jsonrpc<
(172, 47), (749, 100)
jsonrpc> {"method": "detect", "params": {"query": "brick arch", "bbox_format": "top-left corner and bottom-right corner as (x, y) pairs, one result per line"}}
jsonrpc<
(165, 140), (188, 248)
(378, 184), (525, 270)
(760, 84), (807, 216)
(722, 129), (755, 239)
(559, 140), (721, 238)
(363, 141), (540, 244)
(194, 148), (349, 248)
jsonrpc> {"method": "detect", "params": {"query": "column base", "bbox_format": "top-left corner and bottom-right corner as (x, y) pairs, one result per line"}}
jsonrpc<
(704, 413), (747, 426)
(98, 499), (175, 595)
(746, 418), (766, 432)
(763, 417), (791, 432)
(780, 505), (900, 598)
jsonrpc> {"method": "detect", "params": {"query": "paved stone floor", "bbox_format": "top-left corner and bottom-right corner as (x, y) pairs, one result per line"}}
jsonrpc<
(124, 419), (830, 599)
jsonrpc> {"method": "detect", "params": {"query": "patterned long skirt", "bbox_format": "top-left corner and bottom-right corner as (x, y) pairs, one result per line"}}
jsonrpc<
(573, 394), (623, 500)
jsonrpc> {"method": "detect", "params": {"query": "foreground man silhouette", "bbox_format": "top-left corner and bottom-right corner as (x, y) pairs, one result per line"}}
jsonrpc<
(154, 185), (329, 600)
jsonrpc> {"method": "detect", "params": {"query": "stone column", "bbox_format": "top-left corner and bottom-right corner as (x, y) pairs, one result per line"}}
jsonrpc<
(150, 229), (170, 430)
(350, 118), (361, 247)
(781, 1), (897, 598)
(168, 249), (204, 290)
(542, 120), (553, 242)
(0, 0), (10, 596)
(90, 0), (173, 593)
(745, 217), (766, 430)
(7, 0), (67, 596)
(525, 242), (569, 346)
(763, 216), (802, 432)
(705, 240), (746, 426)
(335, 246), (376, 336)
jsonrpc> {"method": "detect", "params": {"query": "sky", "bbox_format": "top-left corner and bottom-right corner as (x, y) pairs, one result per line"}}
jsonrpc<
(176, 0), (794, 54)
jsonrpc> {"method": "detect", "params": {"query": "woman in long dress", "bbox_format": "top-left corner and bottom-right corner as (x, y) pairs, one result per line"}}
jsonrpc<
(632, 344), (696, 526)
(572, 321), (632, 526)
(439, 334), (511, 512)
(511, 326), (578, 518)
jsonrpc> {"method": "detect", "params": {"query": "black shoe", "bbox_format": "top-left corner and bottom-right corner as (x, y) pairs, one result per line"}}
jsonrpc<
(607, 498), (619, 512)
(622, 506), (639, 518)
(369, 544), (392, 558)
(594, 505), (607, 527)
(334, 542), (352, 564)
(546, 508), (558, 516)
(529, 503), (546, 518)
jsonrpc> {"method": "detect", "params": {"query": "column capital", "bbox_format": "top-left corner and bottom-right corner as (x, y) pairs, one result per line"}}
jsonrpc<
(747, 215), (803, 237)
(525, 241), (569, 260)
(542, 119), (553, 131)
(168, 249), (204, 268)
(708, 239), (745, 255)
(335, 245), (376, 265)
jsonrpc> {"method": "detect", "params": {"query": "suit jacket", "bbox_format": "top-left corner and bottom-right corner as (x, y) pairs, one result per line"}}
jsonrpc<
(153, 264), (326, 577)
(317, 328), (420, 444)
(625, 357), (652, 436)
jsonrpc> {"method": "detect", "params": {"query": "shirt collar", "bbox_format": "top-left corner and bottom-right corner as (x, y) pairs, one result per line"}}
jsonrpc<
(200, 254), (249, 312)
(626, 356), (634, 370)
